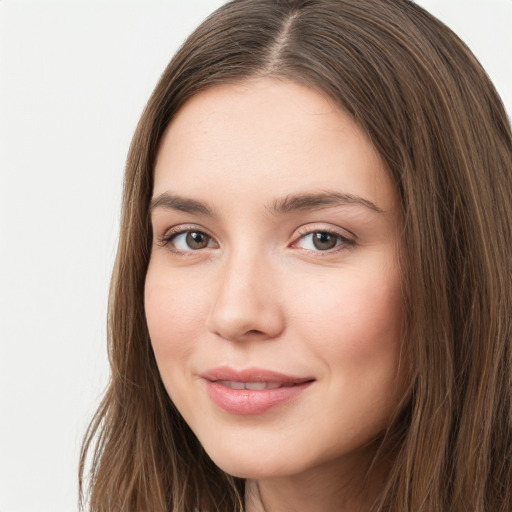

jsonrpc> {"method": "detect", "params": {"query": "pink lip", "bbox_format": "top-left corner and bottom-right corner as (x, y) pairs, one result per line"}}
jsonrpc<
(201, 366), (314, 415)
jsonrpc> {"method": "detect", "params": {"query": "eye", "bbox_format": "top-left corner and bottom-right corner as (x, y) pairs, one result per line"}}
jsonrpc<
(294, 229), (354, 252)
(163, 229), (216, 252)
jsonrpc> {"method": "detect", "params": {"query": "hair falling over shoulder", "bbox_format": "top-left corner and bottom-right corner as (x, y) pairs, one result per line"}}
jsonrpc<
(79, 1), (512, 511)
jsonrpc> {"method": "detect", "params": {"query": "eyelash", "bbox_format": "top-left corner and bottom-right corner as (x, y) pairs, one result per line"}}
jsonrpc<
(157, 224), (355, 256)
(293, 226), (355, 254)
(157, 225), (217, 255)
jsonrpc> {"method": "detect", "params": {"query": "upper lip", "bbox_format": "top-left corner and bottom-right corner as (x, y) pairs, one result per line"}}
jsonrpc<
(200, 366), (314, 384)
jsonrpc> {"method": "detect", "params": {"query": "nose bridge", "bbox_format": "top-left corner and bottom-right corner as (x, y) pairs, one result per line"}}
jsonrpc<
(206, 243), (283, 341)
(224, 245), (261, 293)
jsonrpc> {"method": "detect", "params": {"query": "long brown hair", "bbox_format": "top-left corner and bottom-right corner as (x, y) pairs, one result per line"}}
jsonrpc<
(80, 1), (512, 510)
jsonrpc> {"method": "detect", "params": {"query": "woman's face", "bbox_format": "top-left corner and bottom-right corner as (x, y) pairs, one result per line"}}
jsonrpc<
(145, 78), (404, 481)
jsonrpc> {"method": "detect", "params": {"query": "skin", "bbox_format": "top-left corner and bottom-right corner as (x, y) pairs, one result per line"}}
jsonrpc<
(145, 78), (405, 512)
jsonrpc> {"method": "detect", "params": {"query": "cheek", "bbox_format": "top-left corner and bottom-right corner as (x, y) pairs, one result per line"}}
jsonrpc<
(294, 268), (404, 442)
(291, 263), (403, 379)
(300, 261), (400, 323)
(144, 265), (208, 369)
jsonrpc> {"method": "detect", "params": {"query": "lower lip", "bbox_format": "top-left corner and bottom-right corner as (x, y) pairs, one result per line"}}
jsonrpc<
(204, 380), (313, 415)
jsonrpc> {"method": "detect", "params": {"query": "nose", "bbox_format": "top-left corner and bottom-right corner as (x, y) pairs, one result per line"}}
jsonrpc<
(206, 250), (285, 342)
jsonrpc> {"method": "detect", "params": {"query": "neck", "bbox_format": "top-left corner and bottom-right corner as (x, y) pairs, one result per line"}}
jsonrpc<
(244, 445), (388, 512)
(245, 480), (366, 512)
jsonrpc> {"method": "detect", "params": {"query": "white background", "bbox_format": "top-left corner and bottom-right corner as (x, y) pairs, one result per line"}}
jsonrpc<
(0, 1), (510, 511)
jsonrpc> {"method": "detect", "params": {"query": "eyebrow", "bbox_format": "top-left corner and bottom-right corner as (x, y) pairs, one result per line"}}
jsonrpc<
(270, 191), (384, 215)
(149, 192), (215, 216)
(149, 190), (384, 217)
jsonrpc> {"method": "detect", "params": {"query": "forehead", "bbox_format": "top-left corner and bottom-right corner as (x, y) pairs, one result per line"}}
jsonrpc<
(153, 78), (396, 214)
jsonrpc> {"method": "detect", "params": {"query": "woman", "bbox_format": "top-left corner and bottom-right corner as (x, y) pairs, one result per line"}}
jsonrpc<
(80, 1), (512, 511)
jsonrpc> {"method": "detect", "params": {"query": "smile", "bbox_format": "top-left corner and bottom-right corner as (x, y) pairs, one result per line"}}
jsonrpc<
(216, 380), (300, 390)
(201, 367), (315, 415)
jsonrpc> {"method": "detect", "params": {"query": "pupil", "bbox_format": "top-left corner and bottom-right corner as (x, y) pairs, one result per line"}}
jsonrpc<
(186, 232), (208, 249)
(313, 232), (337, 250)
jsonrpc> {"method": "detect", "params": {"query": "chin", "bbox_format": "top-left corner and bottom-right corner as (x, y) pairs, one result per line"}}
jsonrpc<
(205, 439), (340, 482)
(202, 442), (300, 480)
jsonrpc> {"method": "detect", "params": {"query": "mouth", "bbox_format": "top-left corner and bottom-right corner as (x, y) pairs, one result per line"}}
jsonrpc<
(215, 380), (304, 390)
(201, 366), (314, 388)
(200, 366), (315, 415)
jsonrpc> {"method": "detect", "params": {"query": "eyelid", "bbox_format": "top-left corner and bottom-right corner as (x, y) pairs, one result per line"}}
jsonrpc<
(291, 223), (356, 252)
(157, 224), (218, 253)
(155, 222), (355, 255)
